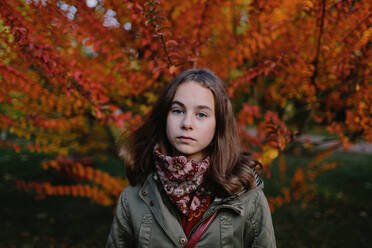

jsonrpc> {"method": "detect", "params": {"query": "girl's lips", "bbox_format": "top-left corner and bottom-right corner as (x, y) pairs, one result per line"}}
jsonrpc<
(177, 136), (195, 142)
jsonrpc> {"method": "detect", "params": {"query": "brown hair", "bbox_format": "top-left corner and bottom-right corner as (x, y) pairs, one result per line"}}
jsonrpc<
(118, 68), (259, 196)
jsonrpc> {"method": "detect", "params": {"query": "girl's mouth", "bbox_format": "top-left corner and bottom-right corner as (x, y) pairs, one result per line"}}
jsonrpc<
(177, 136), (195, 142)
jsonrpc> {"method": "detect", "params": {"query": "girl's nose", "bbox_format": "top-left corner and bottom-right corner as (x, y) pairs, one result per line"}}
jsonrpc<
(181, 114), (193, 130)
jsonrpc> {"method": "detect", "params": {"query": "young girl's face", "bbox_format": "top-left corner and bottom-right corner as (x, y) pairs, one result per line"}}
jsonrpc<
(166, 81), (216, 161)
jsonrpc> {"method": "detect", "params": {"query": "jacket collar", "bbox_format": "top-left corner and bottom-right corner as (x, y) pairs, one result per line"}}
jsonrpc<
(141, 173), (260, 217)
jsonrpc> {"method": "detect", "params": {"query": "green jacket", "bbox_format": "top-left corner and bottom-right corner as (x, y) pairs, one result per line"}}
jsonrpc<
(106, 173), (276, 248)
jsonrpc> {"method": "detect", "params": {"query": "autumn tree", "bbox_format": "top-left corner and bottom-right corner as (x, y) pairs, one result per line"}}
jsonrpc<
(0, 0), (371, 206)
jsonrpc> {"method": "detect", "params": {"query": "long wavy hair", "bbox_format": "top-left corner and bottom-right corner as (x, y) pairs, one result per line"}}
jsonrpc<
(118, 68), (260, 196)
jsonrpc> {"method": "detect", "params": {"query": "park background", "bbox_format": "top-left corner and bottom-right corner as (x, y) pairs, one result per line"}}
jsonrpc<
(0, 0), (371, 247)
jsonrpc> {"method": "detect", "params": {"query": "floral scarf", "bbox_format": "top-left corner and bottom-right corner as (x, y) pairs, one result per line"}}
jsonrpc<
(153, 144), (212, 222)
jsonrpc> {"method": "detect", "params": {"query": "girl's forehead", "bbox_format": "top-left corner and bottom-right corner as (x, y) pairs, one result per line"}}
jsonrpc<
(172, 81), (215, 109)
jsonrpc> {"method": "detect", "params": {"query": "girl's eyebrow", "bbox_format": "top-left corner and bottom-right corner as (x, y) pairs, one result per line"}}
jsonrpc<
(171, 100), (213, 111)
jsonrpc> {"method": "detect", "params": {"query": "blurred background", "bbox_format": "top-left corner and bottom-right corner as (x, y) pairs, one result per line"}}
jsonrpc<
(0, 0), (371, 247)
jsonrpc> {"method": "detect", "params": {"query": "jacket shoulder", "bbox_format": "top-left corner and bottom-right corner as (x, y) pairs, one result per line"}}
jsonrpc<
(236, 188), (262, 206)
(232, 188), (272, 221)
(121, 183), (142, 198)
(240, 189), (276, 247)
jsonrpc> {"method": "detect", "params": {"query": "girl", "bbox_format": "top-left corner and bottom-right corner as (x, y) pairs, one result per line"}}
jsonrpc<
(106, 69), (276, 247)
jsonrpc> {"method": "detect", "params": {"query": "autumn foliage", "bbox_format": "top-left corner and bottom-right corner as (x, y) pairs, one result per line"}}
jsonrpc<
(0, 0), (371, 207)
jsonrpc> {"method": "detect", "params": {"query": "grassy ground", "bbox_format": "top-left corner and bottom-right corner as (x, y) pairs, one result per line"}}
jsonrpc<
(1, 146), (371, 247)
(268, 150), (372, 248)
(0, 148), (121, 248)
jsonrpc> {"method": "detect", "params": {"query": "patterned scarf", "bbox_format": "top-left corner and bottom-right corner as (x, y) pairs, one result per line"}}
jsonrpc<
(153, 144), (212, 219)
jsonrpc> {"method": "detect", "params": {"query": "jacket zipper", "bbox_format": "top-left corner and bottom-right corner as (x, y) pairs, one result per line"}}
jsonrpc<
(187, 203), (243, 239)
(187, 207), (218, 239)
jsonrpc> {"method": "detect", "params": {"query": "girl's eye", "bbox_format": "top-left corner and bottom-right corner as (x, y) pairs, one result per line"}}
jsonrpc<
(172, 109), (183, 114)
(197, 113), (207, 118)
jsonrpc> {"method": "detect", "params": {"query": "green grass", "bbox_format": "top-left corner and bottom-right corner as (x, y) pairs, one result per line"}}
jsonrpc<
(0, 147), (123, 247)
(267, 150), (372, 248)
(1, 146), (371, 247)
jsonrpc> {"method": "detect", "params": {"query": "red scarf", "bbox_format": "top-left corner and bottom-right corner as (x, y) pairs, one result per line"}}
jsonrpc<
(154, 144), (212, 236)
